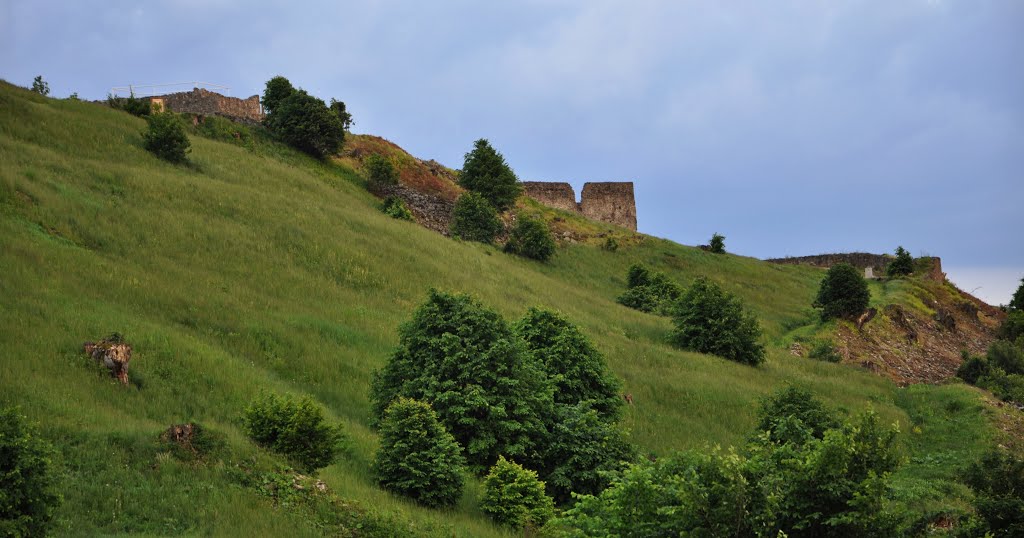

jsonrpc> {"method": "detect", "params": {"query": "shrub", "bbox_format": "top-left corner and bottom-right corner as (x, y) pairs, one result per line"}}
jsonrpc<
(814, 263), (870, 321)
(364, 153), (398, 191)
(808, 340), (842, 363)
(480, 456), (555, 529)
(504, 216), (556, 261)
(373, 398), (465, 508)
(540, 403), (635, 504)
(0, 407), (58, 537)
(957, 352), (990, 385)
(108, 93), (152, 117)
(754, 386), (840, 445)
(886, 246), (914, 277)
(143, 112), (191, 163)
(962, 449), (1024, 537)
(988, 339), (1024, 375)
(244, 393), (344, 473)
(450, 192), (502, 243)
(670, 277), (765, 366)
(329, 98), (353, 130)
(31, 75), (49, 96)
(616, 263), (682, 315)
(709, 232), (726, 254)
(194, 115), (253, 147)
(262, 77), (344, 158)
(380, 196), (412, 220)
(458, 139), (521, 211)
(999, 311), (1024, 343)
(515, 307), (621, 422)
(601, 237), (618, 252)
(370, 290), (552, 472)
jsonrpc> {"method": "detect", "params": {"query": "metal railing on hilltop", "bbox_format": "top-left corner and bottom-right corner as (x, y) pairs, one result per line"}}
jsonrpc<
(109, 82), (230, 98)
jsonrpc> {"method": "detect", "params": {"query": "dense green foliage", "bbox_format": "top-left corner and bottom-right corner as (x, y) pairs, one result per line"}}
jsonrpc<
(373, 398), (465, 508)
(808, 339), (842, 362)
(329, 99), (353, 131)
(262, 77), (345, 158)
(364, 153), (398, 190)
(956, 353), (990, 385)
(709, 232), (726, 254)
(540, 403), (635, 504)
(244, 393), (345, 473)
(814, 262), (870, 321)
(380, 196), (412, 220)
(458, 139), (521, 212)
(450, 191), (502, 243)
(107, 93), (152, 117)
(961, 449), (1024, 537)
(504, 216), (556, 261)
(887, 246), (914, 277)
(515, 308), (622, 422)
(1009, 277), (1024, 311)
(479, 457), (554, 529)
(558, 388), (902, 537)
(0, 407), (58, 537)
(670, 277), (766, 366)
(31, 75), (49, 96)
(370, 290), (552, 472)
(192, 115), (254, 147)
(143, 112), (191, 163)
(1000, 311), (1024, 343)
(958, 341), (1024, 407)
(616, 263), (682, 315)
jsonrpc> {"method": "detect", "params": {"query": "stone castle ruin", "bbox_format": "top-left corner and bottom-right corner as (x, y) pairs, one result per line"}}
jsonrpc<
(522, 181), (637, 231)
(146, 88), (264, 125)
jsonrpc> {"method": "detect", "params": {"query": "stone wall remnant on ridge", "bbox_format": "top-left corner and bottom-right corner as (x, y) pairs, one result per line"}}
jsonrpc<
(148, 88), (264, 124)
(521, 181), (637, 231)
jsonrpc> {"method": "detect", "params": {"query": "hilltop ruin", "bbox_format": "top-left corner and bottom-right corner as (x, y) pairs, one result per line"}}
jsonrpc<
(521, 181), (637, 231)
(146, 87), (264, 125)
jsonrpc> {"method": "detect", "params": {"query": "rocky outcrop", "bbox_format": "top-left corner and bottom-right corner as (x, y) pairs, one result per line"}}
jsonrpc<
(149, 88), (263, 125)
(377, 184), (454, 235)
(83, 334), (132, 385)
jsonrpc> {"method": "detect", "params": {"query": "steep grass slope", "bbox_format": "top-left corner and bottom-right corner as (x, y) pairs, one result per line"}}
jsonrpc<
(0, 81), (999, 535)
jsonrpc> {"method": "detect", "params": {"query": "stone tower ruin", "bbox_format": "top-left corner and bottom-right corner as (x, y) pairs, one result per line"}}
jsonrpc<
(521, 181), (637, 231)
(145, 87), (264, 125)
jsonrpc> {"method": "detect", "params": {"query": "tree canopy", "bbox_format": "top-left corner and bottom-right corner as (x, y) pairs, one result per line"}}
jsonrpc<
(814, 263), (870, 321)
(670, 277), (765, 365)
(458, 139), (521, 212)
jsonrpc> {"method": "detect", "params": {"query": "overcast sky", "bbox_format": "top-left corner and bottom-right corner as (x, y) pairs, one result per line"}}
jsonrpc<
(3, 0), (1021, 304)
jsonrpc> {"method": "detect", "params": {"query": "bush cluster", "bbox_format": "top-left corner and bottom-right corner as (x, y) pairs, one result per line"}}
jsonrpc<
(261, 76), (346, 158)
(143, 112), (191, 164)
(709, 232), (726, 254)
(244, 392), (344, 472)
(616, 263), (681, 315)
(480, 456), (554, 529)
(960, 449), (1024, 536)
(31, 75), (49, 96)
(886, 246), (914, 277)
(364, 153), (398, 191)
(671, 277), (765, 366)
(380, 196), (412, 220)
(0, 407), (58, 537)
(814, 262), (870, 321)
(458, 139), (521, 212)
(808, 339), (842, 363)
(957, 340), (1024, 406)
(557, 387), (902, 537)
(373, 398), (465, 508)
(503, 216), (555, 261)
(108, 93), (152, 117)
(450, 192), (502, 243)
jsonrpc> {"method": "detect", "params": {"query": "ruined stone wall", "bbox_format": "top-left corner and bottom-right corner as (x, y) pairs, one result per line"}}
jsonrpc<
(152, 88), (263, 124)
(521, 182), (578, 213)
(766, 253), (893, 272)
(580, 182), (637, 231)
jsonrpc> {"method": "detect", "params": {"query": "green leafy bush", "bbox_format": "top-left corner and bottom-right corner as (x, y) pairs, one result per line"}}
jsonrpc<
(961, 449), (1024, 537)
(670, 277), (765, 366)
(373, 398), (465, 508)
(380, 196), (412, 220)
(370, 290), (552, 472)
(364, 153), (398, 191)
(108, 93), (152, 117)
(31, 75), (49, 96)
(450, 192), (502, 243)
(244, 392), (344, 473)
(0, 407), (58, 537)
(754, 386), (840, 445)
(540, 403), (635, 504)
(194, 115), (253, 147)
(479, 456), (554, 529)
(956, 352), (990, 385)
(709, 232), (726, 254)
(262, 77), (345, 158)
(988, 339), (1024, 375)
(601, 237), (618, 252)
(458, 139), (521, 211)
(999, 311), (1024, 344)
(808, 339), (842, 363)
(616, 263), (681, 315)
(143, 112), (191, 163)
(814, 262), (870, 321)
(886, 246), (914, 277)
(1010, 277), (1024, 312)
(504, 216), (555, 261)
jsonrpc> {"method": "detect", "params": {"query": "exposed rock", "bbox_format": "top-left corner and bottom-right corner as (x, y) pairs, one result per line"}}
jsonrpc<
(856, 308), (877, 331)
(934, 308), (956, 331)
(83, 334), (132, 385)
(376, 184), (454, 236)
(789, 342), (805, 357)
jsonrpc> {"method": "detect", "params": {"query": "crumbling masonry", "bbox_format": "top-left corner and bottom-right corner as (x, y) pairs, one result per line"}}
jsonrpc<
(148, 88), (263, 124)
(521, 181), (637, 231)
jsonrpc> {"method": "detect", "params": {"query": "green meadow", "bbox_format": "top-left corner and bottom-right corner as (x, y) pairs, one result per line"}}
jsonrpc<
(0, 81), (997, 535)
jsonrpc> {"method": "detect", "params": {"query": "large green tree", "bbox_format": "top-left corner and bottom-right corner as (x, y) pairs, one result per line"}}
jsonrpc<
(458, 139), (521, 212)
(369, 290), (552, 472)
(450, 192), (502, 243)
(886, 246), (914, 277)
(814, 262), (870, 321)
(670, 277), (765, 366)
(262, 76), (345, 158)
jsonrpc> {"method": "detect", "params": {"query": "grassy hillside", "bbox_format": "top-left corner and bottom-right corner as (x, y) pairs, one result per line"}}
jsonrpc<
(0, 81), (1000, 535)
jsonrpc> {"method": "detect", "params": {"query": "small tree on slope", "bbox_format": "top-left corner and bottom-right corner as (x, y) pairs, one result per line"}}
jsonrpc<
(458, 139), (521, 212)
(814, 262), (870, 321)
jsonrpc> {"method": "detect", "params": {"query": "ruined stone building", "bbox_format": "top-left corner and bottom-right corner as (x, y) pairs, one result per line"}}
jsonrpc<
(147, 88), (263, 124)
(521, 181), (637, 231)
